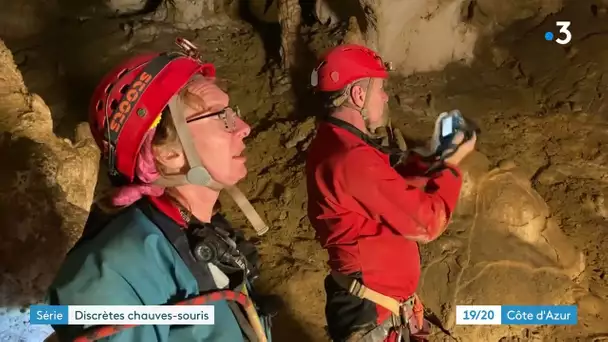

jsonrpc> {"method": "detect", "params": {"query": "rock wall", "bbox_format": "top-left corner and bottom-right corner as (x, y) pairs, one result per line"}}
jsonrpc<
(143, 0), (239, 30)
(418, 152), (588, 340)
(0, 0), (241, 44)
(2, 0), (565, 77)
(0, 36), (99, 313)
(310, 0), (563, 75)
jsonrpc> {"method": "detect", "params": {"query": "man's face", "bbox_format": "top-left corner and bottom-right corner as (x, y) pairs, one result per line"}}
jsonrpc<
(365, 78), (389, 129)
(350, 78), (389, 129)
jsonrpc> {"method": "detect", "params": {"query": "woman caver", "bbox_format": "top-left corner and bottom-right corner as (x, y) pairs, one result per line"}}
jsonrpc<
(46, 40), (275, 341)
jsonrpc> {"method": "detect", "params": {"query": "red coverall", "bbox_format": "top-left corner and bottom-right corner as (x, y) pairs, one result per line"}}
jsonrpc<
(306, 120), (463, 340)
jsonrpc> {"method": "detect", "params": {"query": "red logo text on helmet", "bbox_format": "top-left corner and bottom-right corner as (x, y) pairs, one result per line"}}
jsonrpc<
(110, 71), (153, 134)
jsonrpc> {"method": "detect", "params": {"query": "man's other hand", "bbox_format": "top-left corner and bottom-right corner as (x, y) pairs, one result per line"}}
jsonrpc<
(445, 132), (477, 165)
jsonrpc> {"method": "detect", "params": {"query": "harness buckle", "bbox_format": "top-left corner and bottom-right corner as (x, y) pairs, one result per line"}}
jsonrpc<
(389, 310), (409, 342)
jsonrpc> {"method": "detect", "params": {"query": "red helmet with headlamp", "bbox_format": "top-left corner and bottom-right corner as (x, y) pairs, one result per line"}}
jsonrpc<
(89, 39), (216, 184)
(311, 44), (389, 92)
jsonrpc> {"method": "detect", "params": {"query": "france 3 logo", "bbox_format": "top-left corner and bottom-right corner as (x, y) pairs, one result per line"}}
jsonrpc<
(544, 21), (572, 45)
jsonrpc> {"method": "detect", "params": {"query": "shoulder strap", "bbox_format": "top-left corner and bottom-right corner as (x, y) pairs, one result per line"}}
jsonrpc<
(135, 199), (217, 292)
(325, 116), (412, 171)
(325, 116), (389, 153)
(136, 199), (263, 340)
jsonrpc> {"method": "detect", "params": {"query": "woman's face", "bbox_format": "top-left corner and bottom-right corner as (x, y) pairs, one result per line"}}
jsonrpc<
(180, 78), (251, 186)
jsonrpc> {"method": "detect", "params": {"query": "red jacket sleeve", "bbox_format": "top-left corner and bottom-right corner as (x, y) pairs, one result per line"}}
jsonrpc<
(342, 147), (463, 243)
(394, 152), (432, 176)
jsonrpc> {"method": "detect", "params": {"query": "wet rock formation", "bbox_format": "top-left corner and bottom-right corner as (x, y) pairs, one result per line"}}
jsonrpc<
(418, 152), (586, 340)
(0, 38), (99, 338)
(310, 0), (563, 75)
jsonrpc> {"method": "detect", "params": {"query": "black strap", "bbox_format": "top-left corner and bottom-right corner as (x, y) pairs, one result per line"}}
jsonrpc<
(325, 117), (418, 171)
(324, 116), (390, 154)
(135, 200), (261, 339)
(423, 307), (454, 339)
(324, 116), (460, 177)
(135, 199), (217, 292)
(72, 200), (216, 292)
(227, 301), (258, 342)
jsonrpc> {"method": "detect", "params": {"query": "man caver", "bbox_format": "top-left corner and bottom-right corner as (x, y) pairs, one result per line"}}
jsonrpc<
(305, 44), (477, 341)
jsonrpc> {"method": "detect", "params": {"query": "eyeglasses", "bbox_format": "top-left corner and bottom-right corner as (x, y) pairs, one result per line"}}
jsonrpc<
(185, 106), (242, 132)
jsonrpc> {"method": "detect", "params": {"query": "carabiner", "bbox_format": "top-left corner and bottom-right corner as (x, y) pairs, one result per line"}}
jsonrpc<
(175, 37), (201, 59)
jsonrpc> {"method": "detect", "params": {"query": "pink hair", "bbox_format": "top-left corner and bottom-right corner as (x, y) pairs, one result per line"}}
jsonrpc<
(111, 129), (165, 206)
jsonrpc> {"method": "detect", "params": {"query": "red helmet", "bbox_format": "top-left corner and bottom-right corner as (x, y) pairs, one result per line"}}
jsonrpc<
(89, 39), (215, 183)
(311, 44), (389, 92)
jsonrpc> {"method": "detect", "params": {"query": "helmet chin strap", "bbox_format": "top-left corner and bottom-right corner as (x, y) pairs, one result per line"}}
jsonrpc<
(152, 95), (269, 236)
(340, 78), (377, 134)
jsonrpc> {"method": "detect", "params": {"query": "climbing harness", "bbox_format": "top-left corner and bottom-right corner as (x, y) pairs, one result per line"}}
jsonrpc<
(330, 271), (426, 342)
(330, 272), (454, 342)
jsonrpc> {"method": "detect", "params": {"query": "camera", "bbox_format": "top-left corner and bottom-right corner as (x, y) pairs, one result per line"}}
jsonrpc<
(191, 223), (259, 282)
(433, 110), (480, 159)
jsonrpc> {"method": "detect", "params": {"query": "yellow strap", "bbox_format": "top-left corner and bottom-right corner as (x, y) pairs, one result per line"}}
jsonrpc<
(224, 185), (269, 236)
(241, 286), (268, 342)
(330, 271), (401, 316)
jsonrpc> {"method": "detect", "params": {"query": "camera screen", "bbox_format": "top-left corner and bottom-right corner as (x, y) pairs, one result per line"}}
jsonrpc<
(441, 116), (453, 137)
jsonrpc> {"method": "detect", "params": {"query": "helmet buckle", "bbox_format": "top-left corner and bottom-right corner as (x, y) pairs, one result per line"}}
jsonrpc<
(186, 166), (211, 186)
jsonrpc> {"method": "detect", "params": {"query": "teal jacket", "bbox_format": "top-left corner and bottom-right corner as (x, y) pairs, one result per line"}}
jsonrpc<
(47, 204), (245, 342)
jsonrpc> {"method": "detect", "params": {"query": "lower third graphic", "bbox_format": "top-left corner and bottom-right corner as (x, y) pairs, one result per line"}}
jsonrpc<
(456, 305), (577, 325)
